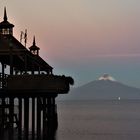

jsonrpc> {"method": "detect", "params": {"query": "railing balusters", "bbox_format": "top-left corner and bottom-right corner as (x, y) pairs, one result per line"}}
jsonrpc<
(0, 73), (8, 88)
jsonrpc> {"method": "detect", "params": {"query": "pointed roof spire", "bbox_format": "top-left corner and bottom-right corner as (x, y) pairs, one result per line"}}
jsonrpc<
(0, 7), (14, 35)
(29, 36), (40, 55)
(33, 36), (36, 46)
(4, 7), (8, 21)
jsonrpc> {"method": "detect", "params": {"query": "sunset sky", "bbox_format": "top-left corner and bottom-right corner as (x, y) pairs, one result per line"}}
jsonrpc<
(0, 0), (140, 87)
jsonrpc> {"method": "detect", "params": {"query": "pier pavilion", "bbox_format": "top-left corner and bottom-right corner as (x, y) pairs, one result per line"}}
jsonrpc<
(0, 8), (74, 140)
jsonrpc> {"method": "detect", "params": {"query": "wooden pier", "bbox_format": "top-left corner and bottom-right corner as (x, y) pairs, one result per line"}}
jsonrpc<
(0, 8), (74, 140)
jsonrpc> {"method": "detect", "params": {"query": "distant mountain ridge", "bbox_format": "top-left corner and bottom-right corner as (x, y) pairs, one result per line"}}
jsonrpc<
(58, 76), (140, 100)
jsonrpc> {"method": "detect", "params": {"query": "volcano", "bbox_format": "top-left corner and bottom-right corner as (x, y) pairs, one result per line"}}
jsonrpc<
(59, 74), (140, 100)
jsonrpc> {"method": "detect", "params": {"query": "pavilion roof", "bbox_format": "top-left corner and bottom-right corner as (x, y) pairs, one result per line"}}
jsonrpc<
(0, 34), (53, 72)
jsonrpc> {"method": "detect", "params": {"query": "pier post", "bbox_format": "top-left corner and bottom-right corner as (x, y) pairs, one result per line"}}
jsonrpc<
(46, 97), (58, 139)
(24, 97), (29, 140)
(32, 97), (35, 140)
(43, 97), (47, 140)
(9, 97), (14, 140)
(1, 98), (5, 140)
(37, 97), (41, 140)
(18, 98), (22, 140)
(52, 97), (58, 131)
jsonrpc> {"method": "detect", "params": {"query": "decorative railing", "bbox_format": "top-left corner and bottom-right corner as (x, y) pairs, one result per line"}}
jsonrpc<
(0, 73), (8, 88)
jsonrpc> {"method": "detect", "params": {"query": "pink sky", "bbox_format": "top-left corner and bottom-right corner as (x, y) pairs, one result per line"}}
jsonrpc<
(0, 0), (140, 87)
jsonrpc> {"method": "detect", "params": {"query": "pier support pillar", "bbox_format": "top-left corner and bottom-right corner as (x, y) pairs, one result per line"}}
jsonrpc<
(18, 98), (22, 140)
(43, 97), (47, 140)
(0, 98), (5, 140)
(46, 97), (58, 139)
(37, 97), (42, 140)
(32, 97), (35, 140)
(9, 97), (14, 140)
(24, 98), (29, 140)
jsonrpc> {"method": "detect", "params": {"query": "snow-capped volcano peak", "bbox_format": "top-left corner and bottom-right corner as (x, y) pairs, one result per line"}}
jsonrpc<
(98, 74), (116, 81)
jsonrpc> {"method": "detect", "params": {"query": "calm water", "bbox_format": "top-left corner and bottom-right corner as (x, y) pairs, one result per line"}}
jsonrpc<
(56, 100), (140, 140)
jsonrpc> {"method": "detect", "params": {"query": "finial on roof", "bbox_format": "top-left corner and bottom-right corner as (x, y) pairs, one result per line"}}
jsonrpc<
(29, 36), (40, 55)
(4, 7), (8, 21)
(33, 36), (36, 46)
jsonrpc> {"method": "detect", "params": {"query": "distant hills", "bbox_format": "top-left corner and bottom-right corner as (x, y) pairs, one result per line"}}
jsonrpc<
(58, 74), (140, 100)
